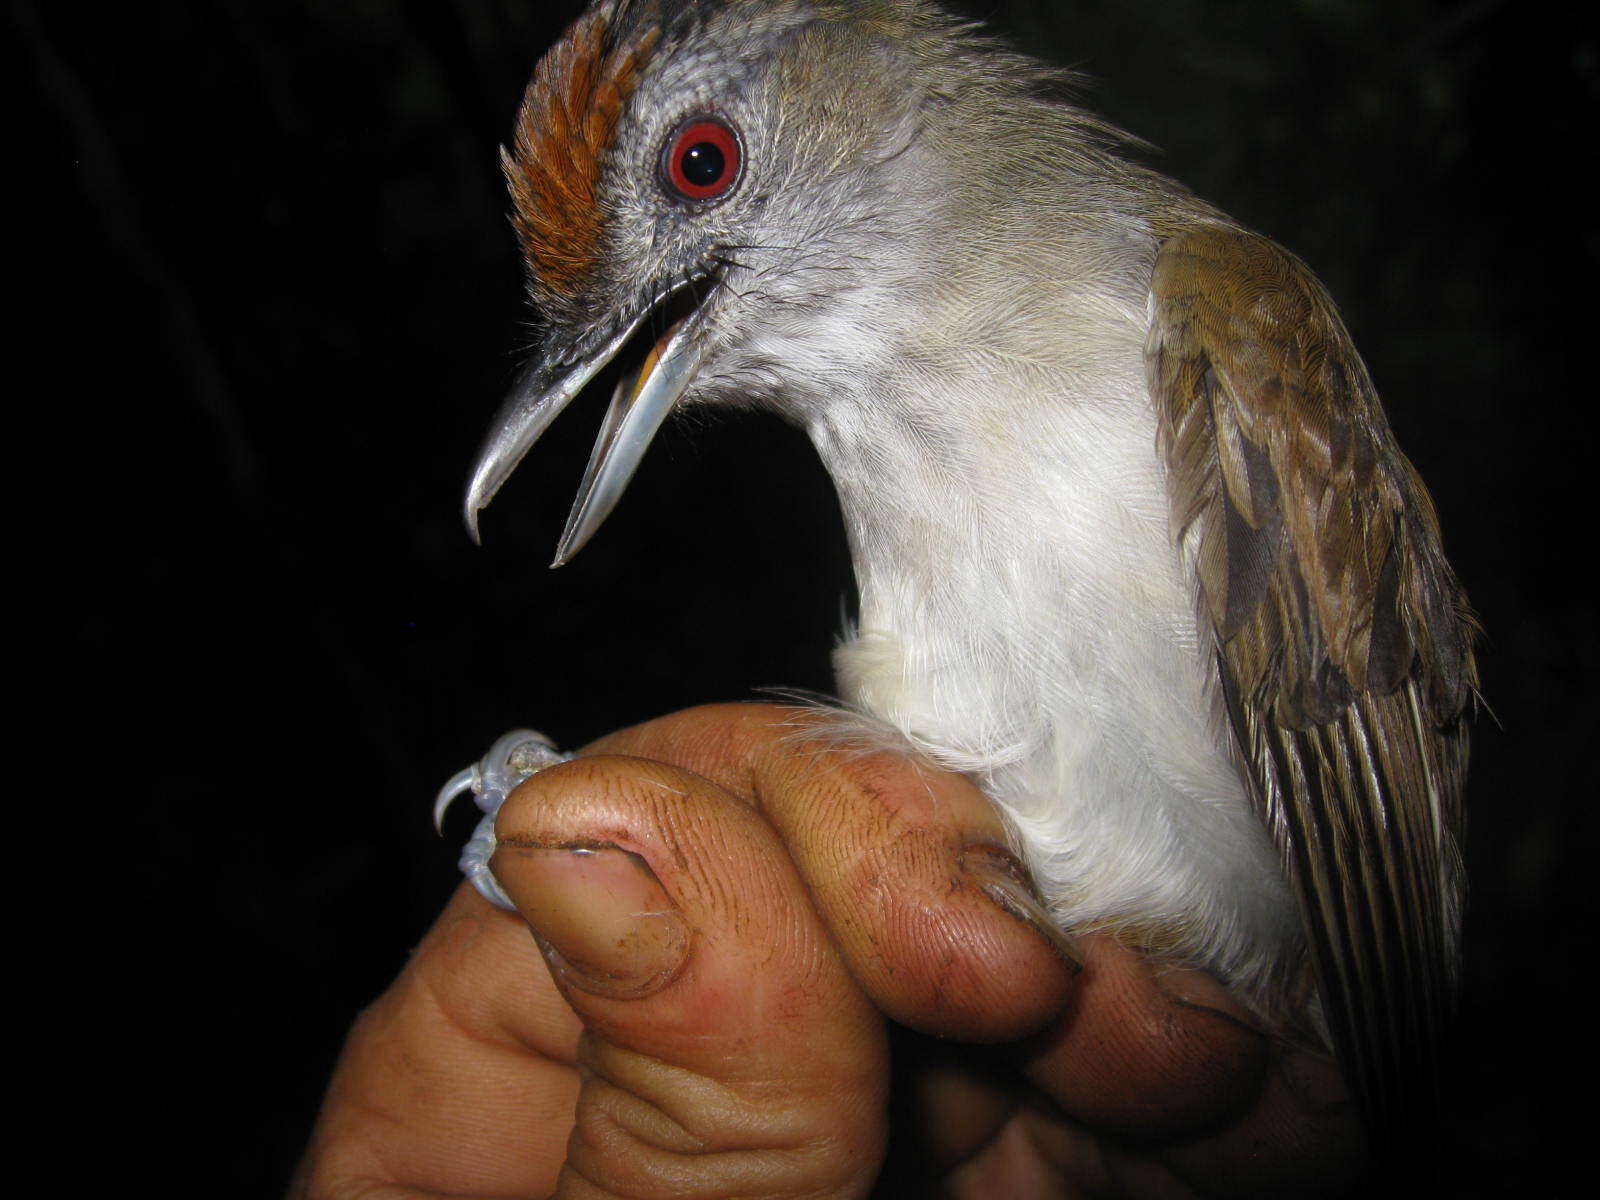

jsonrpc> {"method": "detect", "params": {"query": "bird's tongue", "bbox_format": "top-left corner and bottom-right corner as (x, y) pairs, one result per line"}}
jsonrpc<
(624, 317), (683, 404)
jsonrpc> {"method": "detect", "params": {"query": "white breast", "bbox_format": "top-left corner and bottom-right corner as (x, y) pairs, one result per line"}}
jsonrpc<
(802, 304), (1300, 1006)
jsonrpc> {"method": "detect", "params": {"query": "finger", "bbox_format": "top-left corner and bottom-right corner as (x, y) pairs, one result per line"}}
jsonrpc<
(293, 882), (585, 1199)
(896, 947), (1282, 1184)
(583, 703), (1081, 1043)
(920, 943), (1289, 1191)
(1147, 1040), (1364, 1196)
(490, 753), (889, 1200)
(584, 706), (1279, 1148)
(1020, 933), (1271, 1141)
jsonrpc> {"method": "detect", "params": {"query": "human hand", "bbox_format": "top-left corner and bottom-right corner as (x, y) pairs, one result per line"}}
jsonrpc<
(293, 703), (1363, 1198)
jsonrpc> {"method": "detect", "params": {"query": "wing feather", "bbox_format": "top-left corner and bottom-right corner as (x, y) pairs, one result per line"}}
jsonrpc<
(1148, 226), (1477, 1146)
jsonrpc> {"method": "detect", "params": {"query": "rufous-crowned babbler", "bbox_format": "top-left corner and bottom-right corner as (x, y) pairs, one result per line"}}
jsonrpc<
(435, 0), (1479, 1154)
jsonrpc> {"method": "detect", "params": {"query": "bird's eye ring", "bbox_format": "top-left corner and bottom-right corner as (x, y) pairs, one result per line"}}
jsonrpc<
(660, 114), (742, 202)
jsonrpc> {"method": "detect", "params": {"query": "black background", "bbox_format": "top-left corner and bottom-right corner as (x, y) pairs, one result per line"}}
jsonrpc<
(21, 0), (1593, 1192)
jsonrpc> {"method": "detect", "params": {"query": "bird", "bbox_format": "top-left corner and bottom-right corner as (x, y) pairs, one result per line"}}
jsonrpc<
(448, 0), (1478, 1155)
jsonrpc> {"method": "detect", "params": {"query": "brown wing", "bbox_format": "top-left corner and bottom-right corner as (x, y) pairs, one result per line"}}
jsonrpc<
(1148, 227), (1478, 1147)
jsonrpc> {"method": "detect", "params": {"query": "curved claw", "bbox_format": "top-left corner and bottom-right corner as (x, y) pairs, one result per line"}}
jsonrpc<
(433, 764), (480, 834)
(461, 812), (514, 909)
(434, 729), (571, 911)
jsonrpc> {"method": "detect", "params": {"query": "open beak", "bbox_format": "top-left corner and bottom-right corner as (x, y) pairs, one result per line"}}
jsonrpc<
(464, 277), (716, 566)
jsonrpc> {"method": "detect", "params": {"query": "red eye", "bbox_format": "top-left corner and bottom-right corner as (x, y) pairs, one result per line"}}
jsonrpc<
(661, 116), (741, 202)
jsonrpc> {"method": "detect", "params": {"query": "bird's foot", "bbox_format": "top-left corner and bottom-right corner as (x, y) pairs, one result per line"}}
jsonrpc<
(433, 729), (570, 910)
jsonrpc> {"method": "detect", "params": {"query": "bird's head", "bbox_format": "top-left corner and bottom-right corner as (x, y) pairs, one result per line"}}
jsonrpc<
(464, 0), (1029, 562)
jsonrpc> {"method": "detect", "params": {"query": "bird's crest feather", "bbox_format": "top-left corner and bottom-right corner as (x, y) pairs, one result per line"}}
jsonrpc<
(502, 4), (661, 301)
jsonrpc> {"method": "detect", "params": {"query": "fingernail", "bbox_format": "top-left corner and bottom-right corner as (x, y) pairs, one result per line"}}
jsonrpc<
(1152, 967), (1266, 1038)
(490, 844), (690, 999)
(959, 845), (1084, 973)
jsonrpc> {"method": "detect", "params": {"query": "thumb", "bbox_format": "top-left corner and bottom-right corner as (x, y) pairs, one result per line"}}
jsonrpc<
(491, 754), (888, 1200)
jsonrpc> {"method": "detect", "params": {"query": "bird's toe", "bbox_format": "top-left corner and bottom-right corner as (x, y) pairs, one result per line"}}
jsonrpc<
(433, 728), (570, 910)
